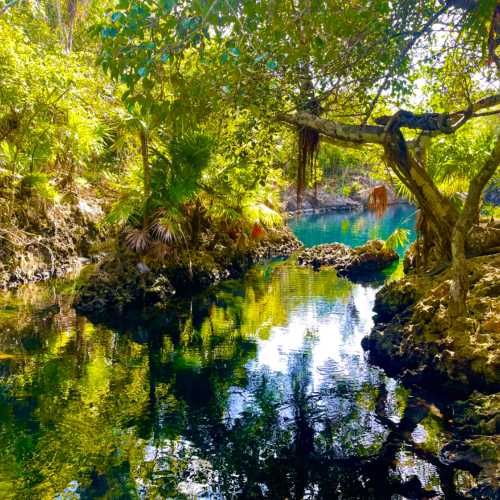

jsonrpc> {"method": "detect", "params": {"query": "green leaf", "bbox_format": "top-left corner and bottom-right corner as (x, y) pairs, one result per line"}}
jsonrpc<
(266, 60), (278, 70)
(161, 0), (175, 12)
(111, 12), (124, 23)
(314, 35), (325, 48)
(383, 228), (410, 250)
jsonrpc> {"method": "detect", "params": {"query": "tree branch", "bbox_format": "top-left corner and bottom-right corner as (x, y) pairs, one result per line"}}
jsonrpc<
(362, 3), (451, 123)
(278, 111), (385, 146)
(373, 94), (500, 133)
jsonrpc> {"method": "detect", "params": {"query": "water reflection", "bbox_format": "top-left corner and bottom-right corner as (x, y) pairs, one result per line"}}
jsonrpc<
(0, 258), (468, 499)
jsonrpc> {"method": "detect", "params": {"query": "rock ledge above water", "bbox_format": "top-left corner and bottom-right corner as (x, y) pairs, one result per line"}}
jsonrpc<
(297, 240), (399, 278)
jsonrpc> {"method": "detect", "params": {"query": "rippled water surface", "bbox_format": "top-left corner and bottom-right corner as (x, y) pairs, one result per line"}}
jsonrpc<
(0, 206), (462, 499)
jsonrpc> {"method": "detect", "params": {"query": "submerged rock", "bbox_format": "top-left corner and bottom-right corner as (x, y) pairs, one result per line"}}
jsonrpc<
(297, 240), (399, 279)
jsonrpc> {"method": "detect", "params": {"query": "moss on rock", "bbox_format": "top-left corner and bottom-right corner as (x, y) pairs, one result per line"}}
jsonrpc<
(363, 254), (500, 395)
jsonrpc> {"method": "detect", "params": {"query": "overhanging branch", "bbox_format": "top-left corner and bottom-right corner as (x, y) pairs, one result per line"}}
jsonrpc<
(278, 111), (386, 146)
(278, 94), (500, 151)
(373, 94), (500, 134)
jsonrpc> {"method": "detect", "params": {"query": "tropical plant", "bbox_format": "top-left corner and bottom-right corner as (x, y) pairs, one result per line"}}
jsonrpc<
(383, 228), (410, 251)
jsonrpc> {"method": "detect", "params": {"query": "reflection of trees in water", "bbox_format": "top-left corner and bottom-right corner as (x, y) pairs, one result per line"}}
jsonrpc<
(0, 264), (467, 498)
(173, 349), (464, 499)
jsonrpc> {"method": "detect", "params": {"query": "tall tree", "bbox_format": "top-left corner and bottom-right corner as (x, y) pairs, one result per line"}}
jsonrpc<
(97, 0), (500, 314)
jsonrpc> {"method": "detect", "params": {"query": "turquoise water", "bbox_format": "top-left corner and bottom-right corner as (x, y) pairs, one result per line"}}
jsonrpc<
(289, 204), (416, 253)
(0, 206), (463, 499)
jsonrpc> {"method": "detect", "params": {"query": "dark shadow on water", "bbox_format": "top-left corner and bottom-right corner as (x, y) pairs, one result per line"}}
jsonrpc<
(0, 206), (474, 498)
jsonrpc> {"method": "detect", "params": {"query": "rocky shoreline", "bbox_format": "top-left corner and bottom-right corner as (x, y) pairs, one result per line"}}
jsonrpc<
(362, 253), (500, 497)
(362, 254), (500, 395)
(74, 226), (302, 314)
(281, 182), (405, 216)
(0, 198), (105, 290)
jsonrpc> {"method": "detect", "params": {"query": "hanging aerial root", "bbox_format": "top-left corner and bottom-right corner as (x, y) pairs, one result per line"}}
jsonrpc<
(297, 125), (320, 209)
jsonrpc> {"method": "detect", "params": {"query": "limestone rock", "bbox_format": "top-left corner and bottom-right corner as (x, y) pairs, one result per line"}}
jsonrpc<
(297, 239), (399, 279)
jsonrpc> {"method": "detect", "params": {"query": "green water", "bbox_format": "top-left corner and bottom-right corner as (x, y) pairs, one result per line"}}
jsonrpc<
(0, 207), (464, 499)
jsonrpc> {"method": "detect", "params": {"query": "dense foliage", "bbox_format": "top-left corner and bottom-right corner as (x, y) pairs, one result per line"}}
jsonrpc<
(0, 0), (498, 307)
(0, 1), (499, 497)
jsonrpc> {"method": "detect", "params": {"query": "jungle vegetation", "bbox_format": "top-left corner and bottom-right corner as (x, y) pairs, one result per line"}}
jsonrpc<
(0, 0), (499, 317)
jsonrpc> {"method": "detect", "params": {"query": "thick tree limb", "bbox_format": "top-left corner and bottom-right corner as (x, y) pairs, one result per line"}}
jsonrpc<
(374, 95), (500, 133)
(280, 95), (500, 145)
(278, 111), (386, 146)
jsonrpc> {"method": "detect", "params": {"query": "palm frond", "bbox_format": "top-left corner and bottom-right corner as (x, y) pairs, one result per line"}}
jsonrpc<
(242, 202), (282, 227)
(383, 228), (410, 251)
(106, 195), (143, 227)
(169, 132), (213, 171)
(150, 219), (176, 244)
(125, 228), (151, 254)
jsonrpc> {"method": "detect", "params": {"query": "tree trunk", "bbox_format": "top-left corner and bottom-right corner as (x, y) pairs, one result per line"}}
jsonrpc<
(279, 103), (499, 270)
(384, 133), (457, 259)
(449, 219), (468, 317)
(64, 0), (78, 53)
(448, 132), (500, 317)
(139, 128), (151, 226)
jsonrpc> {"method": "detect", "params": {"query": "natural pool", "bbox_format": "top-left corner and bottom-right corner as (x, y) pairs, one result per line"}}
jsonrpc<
(288, 204), (417, 251)
(0, 205), (467, 499)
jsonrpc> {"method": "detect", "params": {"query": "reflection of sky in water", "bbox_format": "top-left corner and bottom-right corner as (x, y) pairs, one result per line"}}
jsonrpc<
(210, 257), (446, 496)
(223, 268), (392, 454)
(251, 283), (375, 381)
(0, 204), (456, 499)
